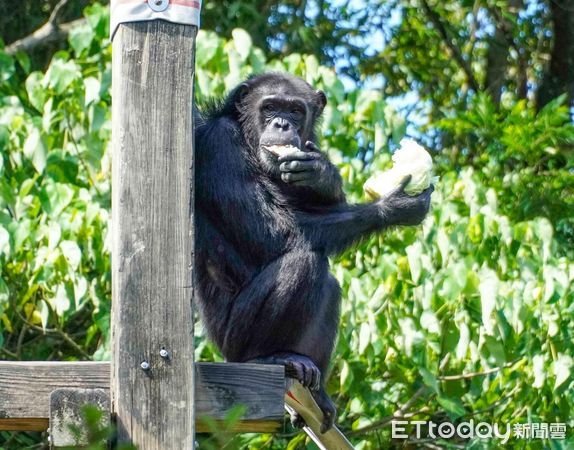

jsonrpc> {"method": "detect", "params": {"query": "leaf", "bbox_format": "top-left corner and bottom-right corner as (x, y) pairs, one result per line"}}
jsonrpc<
(358, 322), (370, 354)
(0, 278), (9, 304)
(1, 313), (12, 333)
(69, 23), (95, 56)
(25, 72), (46, 111)
(455, 322), (470, 360)
(60, 240), (82, 269)
(0, 53), (15, 82)
(41, 182), (74, 216)
(484, 335), (506, 366)
(45, 58), (80, 94)
(0, 226), (10, 256)
(406, 241), (423, 283)
(232, 28), (252, 61)
(420, 310), (440, 334)
(553, 355), (573, 390)
(532, 355), (545, 389)
(340, 361), (354, 393)
(84, 77), (101, 105)
(436, 228), (450, 264)
(48, 222), (61, 250)
(479, 268), (498, 334)
(23, 127), (47, 173)
(419, 367), (439, 393)
(50, 284), (70, 317)
(304, 54), (319, 82)
(39, 300), (50, 331)
(437, 396), (466, 419)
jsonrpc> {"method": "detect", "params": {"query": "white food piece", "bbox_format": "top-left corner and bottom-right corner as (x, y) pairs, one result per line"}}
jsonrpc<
(364, 138), (435, 199)
(263, 144), (300, 156)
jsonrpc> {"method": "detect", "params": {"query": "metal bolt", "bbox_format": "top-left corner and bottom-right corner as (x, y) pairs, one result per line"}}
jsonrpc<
(140, 361), (150, 371)
(159, 349), (169, 359)
(148, 0), (169, 12)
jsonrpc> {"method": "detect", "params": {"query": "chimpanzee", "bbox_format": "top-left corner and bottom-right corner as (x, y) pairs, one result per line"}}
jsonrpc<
(195, 72), (433, 432)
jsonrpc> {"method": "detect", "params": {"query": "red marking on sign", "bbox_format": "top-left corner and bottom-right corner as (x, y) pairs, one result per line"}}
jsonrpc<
(171, 0), (201, 7)
(287, 391), (302, 405)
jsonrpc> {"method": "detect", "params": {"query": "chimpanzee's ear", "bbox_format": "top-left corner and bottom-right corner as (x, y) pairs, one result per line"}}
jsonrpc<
(315, 90), (327, 114)
(234, 83), (250, 111)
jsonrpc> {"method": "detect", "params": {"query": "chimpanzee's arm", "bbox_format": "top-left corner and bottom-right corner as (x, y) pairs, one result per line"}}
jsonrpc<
(196, 117), (287, 256)
(298, 179), (433, 256)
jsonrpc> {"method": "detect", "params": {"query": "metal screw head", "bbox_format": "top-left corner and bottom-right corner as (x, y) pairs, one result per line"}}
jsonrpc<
(159, 349), (169, 359)
(140, 361), (150, 371)
(148, 0), (169, 12)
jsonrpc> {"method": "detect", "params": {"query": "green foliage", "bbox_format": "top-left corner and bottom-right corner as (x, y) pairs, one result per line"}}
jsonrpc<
(58, 405), (135, 450)
(437, 94), (574, 253)
(0, 4), (573, 449)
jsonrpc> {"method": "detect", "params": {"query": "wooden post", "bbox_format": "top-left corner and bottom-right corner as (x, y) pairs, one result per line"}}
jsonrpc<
(111, 20), (197, 448)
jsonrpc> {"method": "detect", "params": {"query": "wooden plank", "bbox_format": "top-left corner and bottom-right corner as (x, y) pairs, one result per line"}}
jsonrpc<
(0, 362), (285, 433)
(0, 361), (108, 427)
(50, 389), (110, 448)
(195, 363), (285, 433)
(0, 418), (48, 431)
(111, 20), (197, 449)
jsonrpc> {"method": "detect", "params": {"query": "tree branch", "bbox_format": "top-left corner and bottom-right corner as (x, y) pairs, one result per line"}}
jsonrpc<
(5, 0), (84, 56)
(438, 358), (522, 381)
(347, 386), (430, 437)
(419, 0), (480, 92)
(485, 1), (524, 106)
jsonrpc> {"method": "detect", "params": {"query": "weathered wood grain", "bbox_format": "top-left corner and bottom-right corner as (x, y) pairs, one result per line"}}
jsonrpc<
(0, 361), (109, 426)
(50, 388), (110, 448)
(195, 362), (285, 432)
(111, 20), (197, 448)
(0, 362), (285, 433)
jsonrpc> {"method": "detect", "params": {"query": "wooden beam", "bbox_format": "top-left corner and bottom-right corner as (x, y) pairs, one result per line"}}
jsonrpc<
(0, 362), (285, 433)
(111, 20), (197, 448)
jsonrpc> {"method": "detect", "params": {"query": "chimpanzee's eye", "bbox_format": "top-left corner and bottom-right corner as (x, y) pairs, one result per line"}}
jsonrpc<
(263, 103), (275, 113)
(291, 109), (304, 120)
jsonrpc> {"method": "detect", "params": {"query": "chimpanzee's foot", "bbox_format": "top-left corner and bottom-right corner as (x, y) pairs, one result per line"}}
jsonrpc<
(312, 387), (337, 433)
(247, 352), (321, 390)
(282, 353), (321, 391)
(289, 411), (306, 429)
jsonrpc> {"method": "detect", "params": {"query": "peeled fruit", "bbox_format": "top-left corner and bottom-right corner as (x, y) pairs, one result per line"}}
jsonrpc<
(263, 144), (299, 157)
(364, 139), (435, 199)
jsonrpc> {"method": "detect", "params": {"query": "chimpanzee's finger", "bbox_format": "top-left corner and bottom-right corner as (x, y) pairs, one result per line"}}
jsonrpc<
(305, 141), (320, 152)
(277, 151), (318, 163)
(282, 172), (313, 183)
(311, 367), (321, 391)
(280, 160), (317, 172)
(398, 174), (412, 191)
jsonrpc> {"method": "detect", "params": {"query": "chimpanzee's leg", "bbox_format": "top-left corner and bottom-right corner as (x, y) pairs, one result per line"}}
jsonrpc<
(264, 274), (340, 432)
(221, 247), (330, 361)
(222, 253), (341, 432)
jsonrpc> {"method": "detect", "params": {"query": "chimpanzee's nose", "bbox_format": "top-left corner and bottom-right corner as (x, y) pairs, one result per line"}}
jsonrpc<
(272, 117), (290, 131)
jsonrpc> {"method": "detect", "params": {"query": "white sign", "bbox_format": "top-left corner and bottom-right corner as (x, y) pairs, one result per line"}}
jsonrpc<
(111, 0), (202, 39)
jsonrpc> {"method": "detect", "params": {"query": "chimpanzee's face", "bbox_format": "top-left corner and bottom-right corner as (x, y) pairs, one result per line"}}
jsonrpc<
(235, 76), (326, 175)
(258, 94), (306, 153)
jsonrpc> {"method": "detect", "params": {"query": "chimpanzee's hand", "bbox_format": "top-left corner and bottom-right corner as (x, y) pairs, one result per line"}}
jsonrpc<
(278, 141), (329, 187)
(380, 175), (434, 226)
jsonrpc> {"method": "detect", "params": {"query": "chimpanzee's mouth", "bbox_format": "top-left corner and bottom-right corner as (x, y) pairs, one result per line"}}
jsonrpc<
(261, 144), (300, 157)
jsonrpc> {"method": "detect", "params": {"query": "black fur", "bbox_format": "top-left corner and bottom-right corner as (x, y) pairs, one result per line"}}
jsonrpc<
(194, 72), (433, 432)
